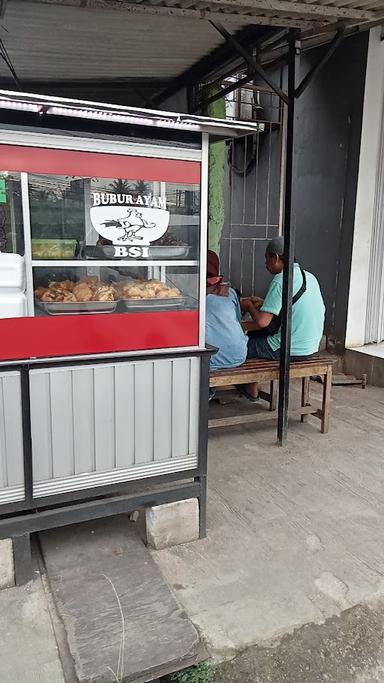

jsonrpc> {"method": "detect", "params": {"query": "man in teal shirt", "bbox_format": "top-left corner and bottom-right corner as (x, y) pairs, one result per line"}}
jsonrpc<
(240, 236), (325, 400)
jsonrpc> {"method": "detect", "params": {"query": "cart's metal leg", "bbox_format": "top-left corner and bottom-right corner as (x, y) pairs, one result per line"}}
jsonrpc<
(198, 353), (210, 539)
(198, 476), (207, 539)
(13, 533), (33, 586)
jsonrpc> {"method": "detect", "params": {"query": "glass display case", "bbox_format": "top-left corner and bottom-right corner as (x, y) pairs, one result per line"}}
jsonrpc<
(29, 173), (200, 314)
(0, 142), (204, 361)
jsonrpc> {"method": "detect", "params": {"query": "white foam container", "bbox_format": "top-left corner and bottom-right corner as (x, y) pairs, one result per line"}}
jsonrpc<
(0, 292), (27, 318)
(0, 253), (25, 289)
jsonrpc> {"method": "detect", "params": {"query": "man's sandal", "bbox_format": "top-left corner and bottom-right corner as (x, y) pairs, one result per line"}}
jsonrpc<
(235, 385), (259, 403)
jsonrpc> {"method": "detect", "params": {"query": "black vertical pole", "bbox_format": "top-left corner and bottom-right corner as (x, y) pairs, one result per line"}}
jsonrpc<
(277, 30), (300, 446)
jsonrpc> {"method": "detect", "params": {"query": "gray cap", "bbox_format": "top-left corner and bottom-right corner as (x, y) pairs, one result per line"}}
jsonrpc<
(266, 236), (284, 257)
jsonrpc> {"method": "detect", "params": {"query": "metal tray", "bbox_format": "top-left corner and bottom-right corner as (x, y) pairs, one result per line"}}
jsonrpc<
(148, 245), (190, 258)
(80, 245), (116, 260)
(121, 296), (185, 311)
(81, 245), (190, 259)
(36, 300), (117, 315)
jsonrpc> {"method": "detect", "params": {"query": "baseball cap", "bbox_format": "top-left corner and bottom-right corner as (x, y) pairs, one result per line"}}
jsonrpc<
(266, 236), (284, 257)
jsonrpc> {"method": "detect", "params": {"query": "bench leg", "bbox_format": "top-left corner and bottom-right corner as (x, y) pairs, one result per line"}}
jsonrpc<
(301, 377), (310, 422)
(270, 381), (277, 411)
(321, 366), (332, 434)
(259, 381), (277, 411)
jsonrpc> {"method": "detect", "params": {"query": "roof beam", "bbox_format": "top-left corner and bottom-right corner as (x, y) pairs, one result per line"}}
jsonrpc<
(210, 20), (289, 103)
(152, 25), (270, 104)
(22, 0), (374, 21)
(196, 70), (253, 111)
(294, 26), (346, 96)
(21, 0), (315, 27)
(195, 0), (374, 21)
(0, 77), (175, 90)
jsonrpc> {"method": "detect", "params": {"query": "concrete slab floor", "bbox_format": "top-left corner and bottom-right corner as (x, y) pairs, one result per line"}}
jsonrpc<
(350, 342), (384, 359)
(0, 564), (65, 683)
(152, 382), (384, 668)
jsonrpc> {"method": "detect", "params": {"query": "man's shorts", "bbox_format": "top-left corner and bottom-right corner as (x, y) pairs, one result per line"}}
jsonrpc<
(247, 333), (280, 360)
(247, 332), (312, 362)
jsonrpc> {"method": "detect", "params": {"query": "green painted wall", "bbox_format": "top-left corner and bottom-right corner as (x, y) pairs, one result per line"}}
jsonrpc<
(207, 96), (226, 255)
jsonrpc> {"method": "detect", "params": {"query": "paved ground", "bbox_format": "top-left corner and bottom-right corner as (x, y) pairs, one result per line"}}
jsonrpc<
(1, 379), (383, 682)
(0, 559), (65, 683)
(152, 381), (384, 678)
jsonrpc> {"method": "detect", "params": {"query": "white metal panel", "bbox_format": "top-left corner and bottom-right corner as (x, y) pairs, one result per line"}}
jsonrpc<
(72, 368), (96, 474)
(49, 370), (75, 478)
(133, 362), (155, 465)
(33, 455), (198, 498)
(153, 360), (173, 462)
(365, 82), (384, 344)
(115, 363), (135, 469)
(30, 371), (54, 481)
(0, 129), (202, 162)
(188, 358), (200, 456)
(172, 358), (191, 458)
(94, 365), (116, 472)
(30, 357), (200, 493)
(0, 371), (24, 497)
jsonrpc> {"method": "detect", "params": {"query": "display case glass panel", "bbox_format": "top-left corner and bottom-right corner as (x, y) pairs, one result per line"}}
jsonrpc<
(28, 174), (200, 262)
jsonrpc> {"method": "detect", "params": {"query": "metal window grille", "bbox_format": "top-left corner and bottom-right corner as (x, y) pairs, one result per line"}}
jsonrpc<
(222, 83), (285, 295)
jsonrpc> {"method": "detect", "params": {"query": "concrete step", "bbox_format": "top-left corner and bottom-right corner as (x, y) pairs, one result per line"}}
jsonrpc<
(40, 516), (205, 683)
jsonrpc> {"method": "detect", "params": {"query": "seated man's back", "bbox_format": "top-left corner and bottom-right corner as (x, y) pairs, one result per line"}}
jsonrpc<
(261, 262), (325, 356)
(206, 287), (248, 369)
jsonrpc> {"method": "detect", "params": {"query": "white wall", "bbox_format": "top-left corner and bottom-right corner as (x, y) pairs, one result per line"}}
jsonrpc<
(345, 27), (384, 348)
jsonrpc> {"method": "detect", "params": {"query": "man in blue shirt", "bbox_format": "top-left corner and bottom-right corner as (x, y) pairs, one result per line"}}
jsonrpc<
(206, 250), (248, 371)
(240, 236), (325, 400)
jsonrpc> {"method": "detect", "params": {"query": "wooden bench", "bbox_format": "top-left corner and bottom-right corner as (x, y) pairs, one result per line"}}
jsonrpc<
(209, 356), (333, 433)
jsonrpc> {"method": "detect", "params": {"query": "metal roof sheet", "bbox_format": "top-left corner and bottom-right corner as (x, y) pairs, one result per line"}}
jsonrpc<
(0, 0), (248, 82)
(1, 0), (382, 88)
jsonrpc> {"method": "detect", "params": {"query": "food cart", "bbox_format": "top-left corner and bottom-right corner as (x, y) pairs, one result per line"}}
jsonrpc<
(0, 90), (256, 582)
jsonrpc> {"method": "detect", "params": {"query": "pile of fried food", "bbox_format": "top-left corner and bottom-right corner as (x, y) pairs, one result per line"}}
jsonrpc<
(35, 277), (181, 303)
(152, 232), (186, 247)
(117, 279), (181, 300)
(35, 276), (116, 303)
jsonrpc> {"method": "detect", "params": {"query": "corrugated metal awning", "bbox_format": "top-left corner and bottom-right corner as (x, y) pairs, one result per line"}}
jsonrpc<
(0, 0), (382, 90)
(0, 88), (263, 139)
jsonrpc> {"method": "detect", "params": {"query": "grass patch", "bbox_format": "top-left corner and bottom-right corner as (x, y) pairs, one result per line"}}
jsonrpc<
(164, 663), (215, 683)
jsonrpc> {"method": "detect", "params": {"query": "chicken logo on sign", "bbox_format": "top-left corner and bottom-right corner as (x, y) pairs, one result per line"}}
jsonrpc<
(90, 192), (170, 257)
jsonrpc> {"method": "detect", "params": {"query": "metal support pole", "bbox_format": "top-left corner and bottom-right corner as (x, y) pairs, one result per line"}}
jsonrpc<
(277, 30), (300, 446)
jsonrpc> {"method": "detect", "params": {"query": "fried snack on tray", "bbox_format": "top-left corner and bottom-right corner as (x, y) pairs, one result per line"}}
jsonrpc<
(72, 282), (93, 302)
(118, 279), (181, 300)
(34, 286), (47, 300)
(35, 276), (179, 304)
(39, 288), (57, 302)
(93, 285), (116, 302)
(59, 279), (75, 292)
(61, 291), (77, 302)
(79, 276), (99, 291)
